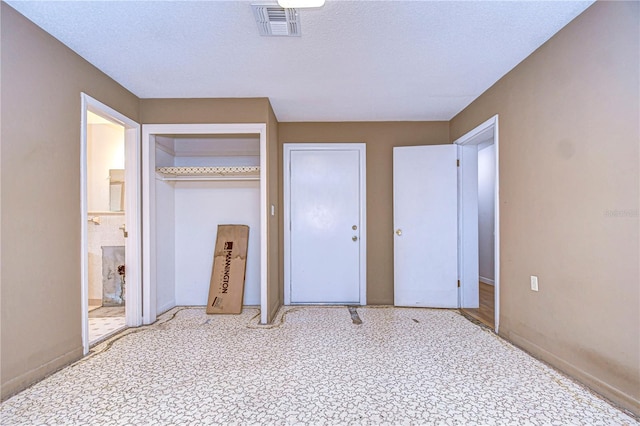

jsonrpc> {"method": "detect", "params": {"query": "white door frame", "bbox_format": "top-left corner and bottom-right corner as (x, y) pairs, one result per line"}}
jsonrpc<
(142, 123), (268, 325)
(80, 93), (142, 355)
(283, 143), (367, 306)
(453, 115), (500, 333)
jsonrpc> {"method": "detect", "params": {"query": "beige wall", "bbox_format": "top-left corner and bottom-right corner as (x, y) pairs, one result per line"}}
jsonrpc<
(278, 122), (450, 304)
(140, 98), (282, 323)
(140, 98), (271, 124)
(450, 1), (639, 414)
(267, 104), (281, 322)
(1, 3), (140, 399)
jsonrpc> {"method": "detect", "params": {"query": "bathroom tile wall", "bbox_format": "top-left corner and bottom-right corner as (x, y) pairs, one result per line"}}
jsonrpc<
(88, 213), (126, 303)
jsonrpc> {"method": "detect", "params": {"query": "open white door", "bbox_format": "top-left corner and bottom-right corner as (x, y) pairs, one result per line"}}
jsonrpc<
(393, 145), (458, 308)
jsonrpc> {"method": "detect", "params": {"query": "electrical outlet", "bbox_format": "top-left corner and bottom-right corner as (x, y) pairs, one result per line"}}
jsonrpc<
(531, 275), (539, 292)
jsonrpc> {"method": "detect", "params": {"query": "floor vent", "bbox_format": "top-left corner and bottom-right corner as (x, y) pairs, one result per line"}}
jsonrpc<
(252, 4), (300, 37)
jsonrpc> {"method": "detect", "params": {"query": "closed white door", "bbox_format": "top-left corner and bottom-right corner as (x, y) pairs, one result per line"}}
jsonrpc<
(393, 145), (458, 308)
(288, 149), (361, 304)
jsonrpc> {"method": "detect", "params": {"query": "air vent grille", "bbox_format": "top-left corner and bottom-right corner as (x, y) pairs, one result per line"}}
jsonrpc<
(252, 4), (300, 37)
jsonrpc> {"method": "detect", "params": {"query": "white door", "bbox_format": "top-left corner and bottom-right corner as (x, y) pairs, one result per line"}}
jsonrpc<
(393, 145), (458, 308)
(288, 148), (362, 304)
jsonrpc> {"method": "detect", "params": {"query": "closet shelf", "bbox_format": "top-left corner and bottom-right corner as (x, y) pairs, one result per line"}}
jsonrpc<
(156, 166), (260, 181)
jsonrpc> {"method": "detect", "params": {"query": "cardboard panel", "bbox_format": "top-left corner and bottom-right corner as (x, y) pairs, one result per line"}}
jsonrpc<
(206, 225), (249, 314)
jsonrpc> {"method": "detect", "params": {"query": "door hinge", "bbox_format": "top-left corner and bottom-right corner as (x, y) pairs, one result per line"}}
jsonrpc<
(456, 159), (460, 167)
(457, 280), (460, 288)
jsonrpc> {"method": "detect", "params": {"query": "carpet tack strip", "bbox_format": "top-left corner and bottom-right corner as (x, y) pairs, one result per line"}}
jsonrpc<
(347, 306), (363, 325)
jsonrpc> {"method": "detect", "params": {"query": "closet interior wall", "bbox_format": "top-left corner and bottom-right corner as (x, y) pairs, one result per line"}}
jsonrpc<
(153, 135), (262, 313)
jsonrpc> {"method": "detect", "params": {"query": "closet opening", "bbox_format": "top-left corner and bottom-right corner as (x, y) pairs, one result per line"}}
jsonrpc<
(142, 124), (268, 325)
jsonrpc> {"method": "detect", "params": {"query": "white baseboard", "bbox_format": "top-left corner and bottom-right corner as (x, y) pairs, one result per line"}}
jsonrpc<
(2, 347), (83, 401)
(509, 331), (639, 416)
(480, 276), (495, 285)
(157, 300), (176, 316)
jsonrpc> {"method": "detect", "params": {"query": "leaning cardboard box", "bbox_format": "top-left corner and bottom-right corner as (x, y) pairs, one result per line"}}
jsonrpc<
(206, 224), (249, 314)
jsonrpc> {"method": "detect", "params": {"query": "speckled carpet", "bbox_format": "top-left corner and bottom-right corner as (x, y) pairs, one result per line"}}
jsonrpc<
(1, 307), (637, 425)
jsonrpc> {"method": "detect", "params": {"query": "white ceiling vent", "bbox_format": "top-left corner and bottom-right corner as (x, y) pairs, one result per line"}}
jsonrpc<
(252, 4), (300, 37)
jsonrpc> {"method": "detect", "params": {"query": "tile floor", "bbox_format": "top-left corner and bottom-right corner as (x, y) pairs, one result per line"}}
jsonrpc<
(89, 306), (126, 318)
(1, 307), (637, 425)
(88, 306), (126, 345)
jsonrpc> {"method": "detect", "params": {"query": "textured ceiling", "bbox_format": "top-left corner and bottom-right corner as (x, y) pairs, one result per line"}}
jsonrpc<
(6, 1), (594, 122)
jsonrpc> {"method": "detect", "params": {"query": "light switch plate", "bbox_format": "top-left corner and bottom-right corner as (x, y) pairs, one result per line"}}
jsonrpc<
(531, 275), (539, 292)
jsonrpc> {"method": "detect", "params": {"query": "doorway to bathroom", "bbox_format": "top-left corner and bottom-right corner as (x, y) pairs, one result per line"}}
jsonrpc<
(81, 94), (141, 354)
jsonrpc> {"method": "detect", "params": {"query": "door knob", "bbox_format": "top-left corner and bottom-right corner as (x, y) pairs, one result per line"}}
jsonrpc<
(119, 224), (128, 238)
(352, 236), (358, 241)
(352, 225), (358, 231)
(395, 229), (402, 236)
